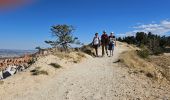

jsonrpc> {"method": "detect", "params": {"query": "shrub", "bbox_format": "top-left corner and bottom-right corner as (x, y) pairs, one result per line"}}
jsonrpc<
(81, 45), (95, 56)
(49, 63), (62, 69)
(152, 47), (164, 55)
(137, 49), (149, 58)
(77, 52), (86, 58)
(146, 72), (154, 78)
(139, 44), (145, 49)
(28, 58), (37, 65)
(73, 61), (78, 63)
(30, 68), (48, 75)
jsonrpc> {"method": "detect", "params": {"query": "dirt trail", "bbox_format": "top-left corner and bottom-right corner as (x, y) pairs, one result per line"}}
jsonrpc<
(0, 43), (170, 100)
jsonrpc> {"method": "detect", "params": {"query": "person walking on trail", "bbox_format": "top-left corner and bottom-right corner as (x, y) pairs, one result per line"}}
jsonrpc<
(108, 32), (116, 56)
(92, 33), (100, 57)
(101, 31), (109, 56)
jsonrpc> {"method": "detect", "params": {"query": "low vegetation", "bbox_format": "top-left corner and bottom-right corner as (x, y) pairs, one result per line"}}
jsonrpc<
(80, 45), (95, 56)
(118, 32), (170, 83)
(148, 55), (170, 81)
(53, 51), (86, 63)
(120, 50), (170, 83)
(137, 49), (149, 59)
(49, 63), (62, 69)
(28, 57), (37, 65)
(30, 67), (48, 76)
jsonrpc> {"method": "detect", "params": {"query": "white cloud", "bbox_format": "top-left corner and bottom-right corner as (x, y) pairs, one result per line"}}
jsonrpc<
(161, 20), (170, 28)
(116, 33), (127, 37)
(133, 24), (161, 29)
(126, 20), (170, 36)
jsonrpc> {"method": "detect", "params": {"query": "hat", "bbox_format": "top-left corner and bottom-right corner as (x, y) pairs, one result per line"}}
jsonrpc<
(103, 30), (106, 33)
(95, 33), (98, 35)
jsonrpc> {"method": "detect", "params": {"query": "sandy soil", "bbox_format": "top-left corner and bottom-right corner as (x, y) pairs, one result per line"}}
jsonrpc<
(0, 43), (170, 100)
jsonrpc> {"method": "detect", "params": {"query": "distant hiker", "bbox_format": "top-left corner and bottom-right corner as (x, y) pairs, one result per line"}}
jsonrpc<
(108, 32), (116, 56)
(101, 31), (109, 56)
(92, 33), (100, 57)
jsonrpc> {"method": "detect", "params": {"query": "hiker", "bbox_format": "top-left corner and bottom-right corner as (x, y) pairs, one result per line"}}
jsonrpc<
(101, 31), (109, 56)
(108, 32), (116, 56)
(92, 33), (100, 57)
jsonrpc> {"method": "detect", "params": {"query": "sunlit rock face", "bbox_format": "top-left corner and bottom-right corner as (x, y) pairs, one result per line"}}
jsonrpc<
(0, 55), (34, 80)
(0, 48), (52, 70)
(0, 55), (33, 70)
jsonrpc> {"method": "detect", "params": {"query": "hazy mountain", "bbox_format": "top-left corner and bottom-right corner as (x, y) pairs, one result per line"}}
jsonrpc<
(0, 49), (37, 58)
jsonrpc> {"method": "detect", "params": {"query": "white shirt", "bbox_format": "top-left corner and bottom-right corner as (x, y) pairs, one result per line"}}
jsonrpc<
(93, 37), (99, 45)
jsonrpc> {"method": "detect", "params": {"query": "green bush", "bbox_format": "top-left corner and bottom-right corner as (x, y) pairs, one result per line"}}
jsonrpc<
(152, 47), (164, 55)
(139, 44), (145, 49)
(137, 49), (149, 59)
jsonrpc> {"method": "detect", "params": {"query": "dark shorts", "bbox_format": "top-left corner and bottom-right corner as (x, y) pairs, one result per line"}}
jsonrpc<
(93, 45), (99, 49)
(108, 43), (114, 50)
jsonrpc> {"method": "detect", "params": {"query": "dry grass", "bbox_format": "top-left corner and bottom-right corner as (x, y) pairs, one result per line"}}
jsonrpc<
(53, 51), (86, 63)
(120, 50), (168, 83)
(80, 45), (95, 56)
(53, 52), (72, 59)
(148, 55), (170, 81)
(74, 52), (86, 63)
(76, 52), (86, 58)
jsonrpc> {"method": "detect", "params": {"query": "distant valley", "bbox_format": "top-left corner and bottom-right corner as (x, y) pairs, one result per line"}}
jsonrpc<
(0, 49), (37, 58)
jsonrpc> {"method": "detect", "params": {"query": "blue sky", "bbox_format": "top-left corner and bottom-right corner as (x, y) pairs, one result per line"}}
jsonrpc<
(0, 0), (170, 49)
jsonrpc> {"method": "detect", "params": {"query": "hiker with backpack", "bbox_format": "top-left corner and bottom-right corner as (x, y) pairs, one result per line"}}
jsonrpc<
(108, 32), (116, 56)
(101, 31), (109, 56)
(92, 33), (100, 57)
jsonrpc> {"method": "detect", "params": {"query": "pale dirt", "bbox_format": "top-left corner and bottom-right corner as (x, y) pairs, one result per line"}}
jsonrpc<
(0, 42), (170, 100)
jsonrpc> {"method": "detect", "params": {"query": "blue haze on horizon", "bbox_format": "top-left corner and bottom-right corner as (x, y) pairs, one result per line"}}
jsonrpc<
(0, 0), (170, 49)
